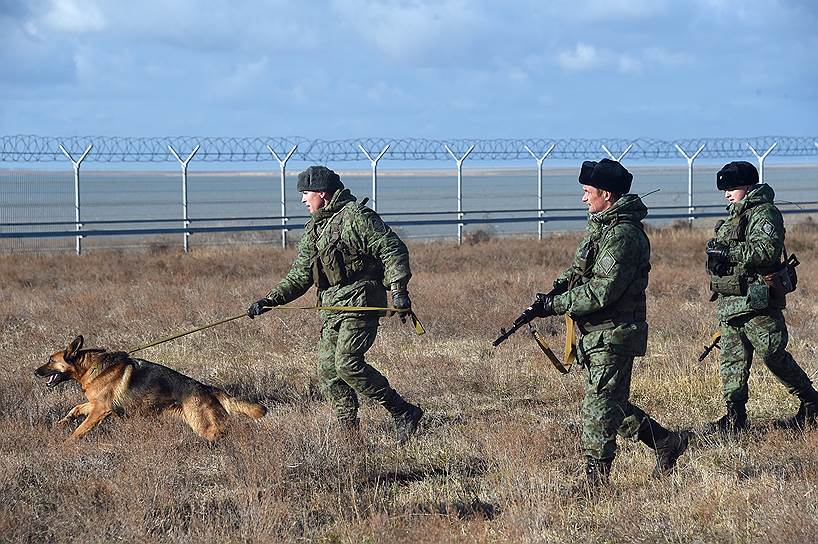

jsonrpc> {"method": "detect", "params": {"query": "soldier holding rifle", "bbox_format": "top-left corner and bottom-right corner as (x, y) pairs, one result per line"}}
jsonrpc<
(704, 161), (815, 433)
(497, 159), (689, 489)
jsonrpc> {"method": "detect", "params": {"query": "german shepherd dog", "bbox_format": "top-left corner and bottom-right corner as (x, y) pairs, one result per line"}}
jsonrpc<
(35, 336), (267, 441)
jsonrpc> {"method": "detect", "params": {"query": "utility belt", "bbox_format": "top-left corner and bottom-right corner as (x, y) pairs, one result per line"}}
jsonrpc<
(576, 309), (647, 333)
(711, 261), (797, 301)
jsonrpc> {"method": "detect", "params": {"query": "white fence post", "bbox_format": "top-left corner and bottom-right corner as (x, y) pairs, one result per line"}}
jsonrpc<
(267, 144), (298, 248)
(747, 141), (777, 185)
(358, 143), (390, 212)
(675, 143), (705, 224)
(168, 144), (200, 253)
(524, 143), (555, 240)
(444, 144), (475, 245)
(601, 143), (633, 162)
(59, 143), (93, 255)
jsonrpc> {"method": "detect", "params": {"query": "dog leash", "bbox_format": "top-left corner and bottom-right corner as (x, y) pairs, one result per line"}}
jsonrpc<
(128, 305), (425, 354)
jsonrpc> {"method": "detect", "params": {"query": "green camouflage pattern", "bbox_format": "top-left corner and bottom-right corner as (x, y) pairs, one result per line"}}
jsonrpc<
(718, 310), (812, 405)
(582, 350), (648, 460)
(266, 188), (411, 325)
(553, 194), (650, 357)
(709, 183), (786, 322)
(317, 319), (408, 422)
(710, 184), (813, 404)
(551, 194), (654, 460)
(265, 188), (413, 420)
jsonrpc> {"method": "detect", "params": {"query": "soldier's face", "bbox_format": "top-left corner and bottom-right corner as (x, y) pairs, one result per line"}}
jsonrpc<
(582, 185), (613, 213)
(302, 191), (328, 214)
(724, 186), (751, 203)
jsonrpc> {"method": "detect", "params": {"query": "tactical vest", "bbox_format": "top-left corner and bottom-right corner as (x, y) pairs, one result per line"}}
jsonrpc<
(709, 202), (787, 312)
(311, 204), (384, 290)
(570, 217), (650, 331)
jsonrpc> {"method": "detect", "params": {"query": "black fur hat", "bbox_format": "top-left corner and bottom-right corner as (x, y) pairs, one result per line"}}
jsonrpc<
(578, 158), (633, 194)
(716, 161), (758, 190)
(297, 165), (344, 192)
(579, 160), (596, 184)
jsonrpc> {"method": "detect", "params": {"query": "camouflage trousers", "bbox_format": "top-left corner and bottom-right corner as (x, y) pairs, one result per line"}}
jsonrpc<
(581, 349), (650, 460)
(317, 317), (407, 423)
(719, 310), (813, 405)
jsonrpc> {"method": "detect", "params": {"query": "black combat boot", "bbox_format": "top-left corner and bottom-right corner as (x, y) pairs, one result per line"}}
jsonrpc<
(774, 387), (818, 430)
(393, 403), (423, 445)
(585, 457), (613, 491)
(636, 418), (690, 477)
(704, 402), (748, 436)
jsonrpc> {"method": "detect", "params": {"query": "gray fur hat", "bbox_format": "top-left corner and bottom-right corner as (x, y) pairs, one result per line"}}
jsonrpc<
(297, 165), (343, 192)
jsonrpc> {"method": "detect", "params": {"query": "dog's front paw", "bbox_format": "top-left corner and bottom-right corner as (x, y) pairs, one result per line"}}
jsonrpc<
(56, 417), (72, 428)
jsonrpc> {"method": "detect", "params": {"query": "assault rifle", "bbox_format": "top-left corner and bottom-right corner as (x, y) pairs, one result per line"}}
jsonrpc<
(492, 300), (543, 347)
(492, 289), (576, 374)
(492, 287), (561, 347)
(698, 331), (721, 362)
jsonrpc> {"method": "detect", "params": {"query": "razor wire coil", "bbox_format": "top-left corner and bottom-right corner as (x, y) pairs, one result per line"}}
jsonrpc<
(1, 135), (817, 162)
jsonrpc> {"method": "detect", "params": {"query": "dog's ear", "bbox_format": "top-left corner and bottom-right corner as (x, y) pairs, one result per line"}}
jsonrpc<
(65, 335), (84, 360)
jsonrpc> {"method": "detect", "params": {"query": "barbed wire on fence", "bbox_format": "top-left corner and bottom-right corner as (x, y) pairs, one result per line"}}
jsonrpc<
(2, 135), (817, 163)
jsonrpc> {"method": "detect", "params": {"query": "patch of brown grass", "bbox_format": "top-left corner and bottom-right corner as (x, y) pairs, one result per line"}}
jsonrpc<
(1, 223), (817, 543)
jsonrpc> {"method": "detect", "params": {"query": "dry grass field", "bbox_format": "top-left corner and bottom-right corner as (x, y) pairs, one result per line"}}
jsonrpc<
(2, 221), (818, 543)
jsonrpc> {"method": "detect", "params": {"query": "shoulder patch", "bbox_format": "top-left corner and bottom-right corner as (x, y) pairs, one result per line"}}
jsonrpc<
(597, 249), (617, 276)
(357, 206), (387, 233)
(760, 219), (775, 237)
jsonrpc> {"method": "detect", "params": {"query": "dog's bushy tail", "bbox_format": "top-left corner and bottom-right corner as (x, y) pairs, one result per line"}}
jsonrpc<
(215, 392), (267, 420)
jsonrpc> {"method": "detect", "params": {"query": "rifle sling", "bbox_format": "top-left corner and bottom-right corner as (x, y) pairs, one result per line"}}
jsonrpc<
(528, 324), (572, 374)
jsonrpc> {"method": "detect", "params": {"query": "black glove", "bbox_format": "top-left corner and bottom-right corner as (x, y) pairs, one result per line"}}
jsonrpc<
(247, 297), (275, 319)
(531, 292), (557, 318)
(390, 283), (411, 323)
(706, 239), (732, 276)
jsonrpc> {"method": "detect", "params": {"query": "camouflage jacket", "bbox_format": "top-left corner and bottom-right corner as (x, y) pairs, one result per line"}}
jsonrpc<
(266, 188), (411, 324)
(551, 194), (651, 356)
(709, 183), (786, 321)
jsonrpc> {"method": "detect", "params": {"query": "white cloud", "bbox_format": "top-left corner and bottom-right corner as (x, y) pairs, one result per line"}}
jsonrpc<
(543, 0), (668, 21)
(557, 43), (604, 71)
(330, 0), (488, 62)
(643, 47), (693, 68)
(41, 0), (106, 33)
(557, 44), (694, 73)
(209, 57), (270, 100)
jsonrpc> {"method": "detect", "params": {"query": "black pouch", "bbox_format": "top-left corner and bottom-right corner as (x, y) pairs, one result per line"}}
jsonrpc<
(763, 266), (793, 298)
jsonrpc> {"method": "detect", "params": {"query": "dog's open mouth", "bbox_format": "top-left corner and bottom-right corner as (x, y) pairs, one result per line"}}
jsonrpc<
(36, 370), (70, 387)
(46, 372), (69, 387)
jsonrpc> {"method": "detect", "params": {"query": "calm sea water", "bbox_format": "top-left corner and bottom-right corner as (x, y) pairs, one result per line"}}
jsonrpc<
(1, 164), (816, 251)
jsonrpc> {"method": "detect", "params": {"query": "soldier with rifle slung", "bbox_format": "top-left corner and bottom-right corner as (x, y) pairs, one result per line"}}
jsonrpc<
(704, 161), (815, 433)
(497, 159), (689, 489)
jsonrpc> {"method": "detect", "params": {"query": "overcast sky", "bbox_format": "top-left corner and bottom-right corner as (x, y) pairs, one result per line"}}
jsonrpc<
(1, 0), (816, 140)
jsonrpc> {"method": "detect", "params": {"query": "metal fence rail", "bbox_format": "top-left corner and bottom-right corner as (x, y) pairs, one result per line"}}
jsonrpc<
(2, 134), (817, 254)
(3, 204), (817, 241)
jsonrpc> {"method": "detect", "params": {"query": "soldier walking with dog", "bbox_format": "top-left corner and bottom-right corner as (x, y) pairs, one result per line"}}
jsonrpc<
(524, 159), (689, 488)
(704, 161), (816, 433)
(247, 165), (423, 444)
